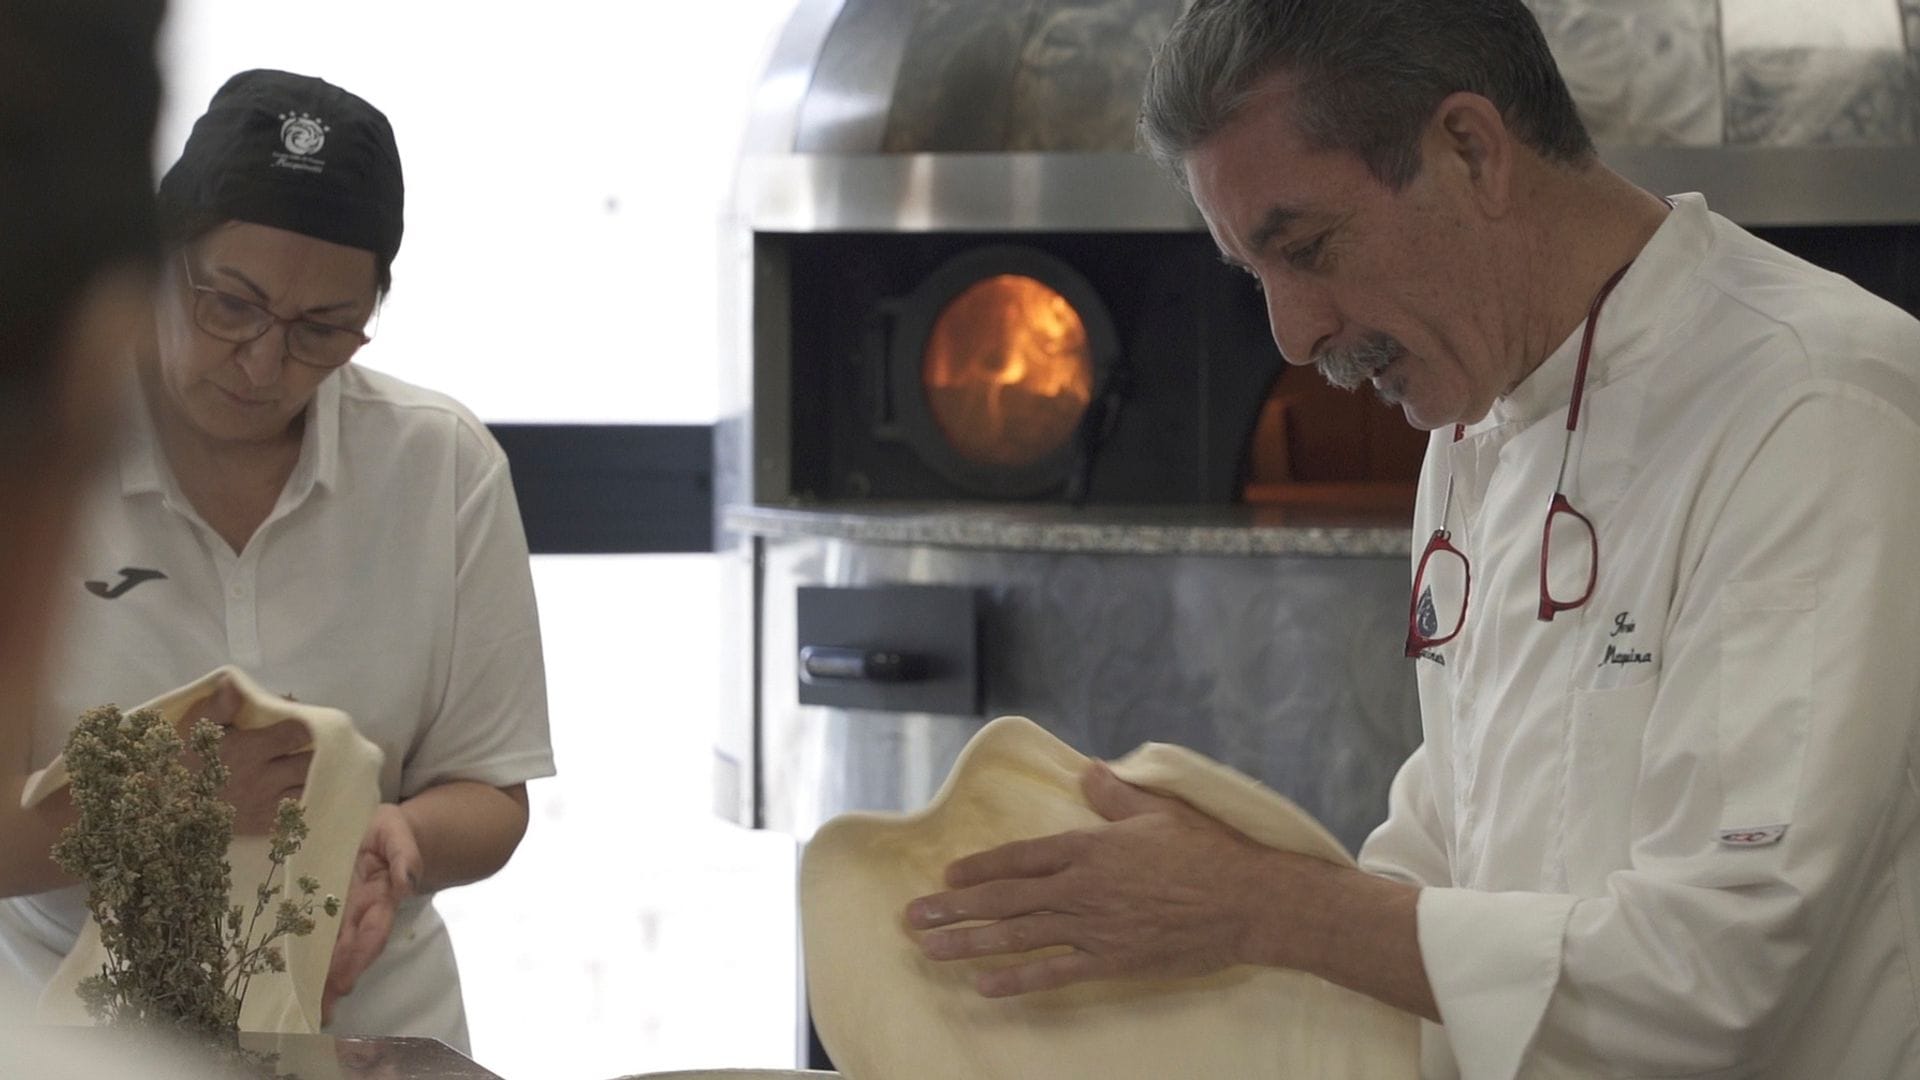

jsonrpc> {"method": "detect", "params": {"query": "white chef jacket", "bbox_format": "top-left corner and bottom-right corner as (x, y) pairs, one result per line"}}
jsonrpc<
(1359, 193), (1920, 1079)
(0, 363), (555, 1053)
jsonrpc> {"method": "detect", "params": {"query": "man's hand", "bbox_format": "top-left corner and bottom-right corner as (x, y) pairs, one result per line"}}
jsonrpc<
(904, 759), (1295, 998)
(324, 804), (422, 1025)
(179, 679), (312, 835)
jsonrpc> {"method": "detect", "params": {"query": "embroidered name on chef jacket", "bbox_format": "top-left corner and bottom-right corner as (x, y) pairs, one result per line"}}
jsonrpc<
(1718, 825), (1789, 847)
(1598, 610), (1655, 667)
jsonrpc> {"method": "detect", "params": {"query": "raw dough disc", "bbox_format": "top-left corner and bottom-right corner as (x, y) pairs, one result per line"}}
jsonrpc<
(800, 715), (1418, 1079)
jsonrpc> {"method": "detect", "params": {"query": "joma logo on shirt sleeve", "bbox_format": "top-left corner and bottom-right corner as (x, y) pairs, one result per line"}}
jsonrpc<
(84, 567), (167, 599)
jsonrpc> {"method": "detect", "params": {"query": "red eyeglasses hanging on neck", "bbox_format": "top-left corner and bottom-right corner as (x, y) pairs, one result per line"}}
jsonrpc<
(1404, 261), (1633, 659)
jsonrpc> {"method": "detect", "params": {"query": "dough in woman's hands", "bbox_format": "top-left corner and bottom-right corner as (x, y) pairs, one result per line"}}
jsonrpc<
(24, 665), (383, 1034)
(800, 715), (1418, 1080)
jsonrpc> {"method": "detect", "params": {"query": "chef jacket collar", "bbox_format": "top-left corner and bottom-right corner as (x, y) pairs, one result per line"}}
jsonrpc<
(118, 368), (343, 504)
(1476, 192), (1714, 434)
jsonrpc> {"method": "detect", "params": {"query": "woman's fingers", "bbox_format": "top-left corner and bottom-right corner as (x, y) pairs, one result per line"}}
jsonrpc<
(219, 729), (314, 832)
(182, 678), (242, 728)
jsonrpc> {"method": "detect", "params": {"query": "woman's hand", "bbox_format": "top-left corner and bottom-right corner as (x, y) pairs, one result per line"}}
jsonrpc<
(324, 804), (422, 1025)
(178, 679), (312, 835)
(320, 782), (530, 1025)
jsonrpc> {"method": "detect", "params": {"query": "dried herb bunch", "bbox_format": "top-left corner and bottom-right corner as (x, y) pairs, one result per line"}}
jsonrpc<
(49, 703), (339, 1044)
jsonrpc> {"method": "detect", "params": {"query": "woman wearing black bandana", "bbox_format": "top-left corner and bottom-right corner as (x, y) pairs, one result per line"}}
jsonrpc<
(0, 68), (555, 1054)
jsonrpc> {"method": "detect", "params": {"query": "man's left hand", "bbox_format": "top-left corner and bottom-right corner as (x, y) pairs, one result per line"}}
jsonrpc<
(904, 759), (1292, 998)
(324, 804), (422, 1024)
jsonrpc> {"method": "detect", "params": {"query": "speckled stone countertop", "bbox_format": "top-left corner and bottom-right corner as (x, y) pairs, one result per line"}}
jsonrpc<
(724, 500), (1414, 558)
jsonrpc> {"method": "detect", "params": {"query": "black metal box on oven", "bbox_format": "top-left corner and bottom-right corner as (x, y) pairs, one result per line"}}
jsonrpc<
(795, 584), (980, 715)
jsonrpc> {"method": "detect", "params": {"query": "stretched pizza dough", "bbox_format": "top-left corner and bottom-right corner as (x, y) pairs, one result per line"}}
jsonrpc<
(23, 665), (383, 1035)
(800, 716), (1418, 1079)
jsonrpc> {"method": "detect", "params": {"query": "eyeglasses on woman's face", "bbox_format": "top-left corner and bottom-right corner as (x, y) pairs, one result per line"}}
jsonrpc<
(178, 255), (371, 369)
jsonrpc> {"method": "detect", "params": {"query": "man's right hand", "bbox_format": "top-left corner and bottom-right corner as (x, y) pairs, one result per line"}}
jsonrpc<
(180, 680), (313, 835)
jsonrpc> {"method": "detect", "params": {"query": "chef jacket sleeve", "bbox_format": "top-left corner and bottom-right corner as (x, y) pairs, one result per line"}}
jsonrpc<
(1359, 743), (1453, 888)
(400, 429), (555, 796)
(1411, 383), (1920, 1078)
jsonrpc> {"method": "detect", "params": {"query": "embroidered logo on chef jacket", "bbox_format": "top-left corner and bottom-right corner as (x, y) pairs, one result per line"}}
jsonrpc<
(1597, 610), (1655, 668)
(1718, 825), (1788, 847)
(1414, 588), (1447, 666)
(84, 566), (167, 599)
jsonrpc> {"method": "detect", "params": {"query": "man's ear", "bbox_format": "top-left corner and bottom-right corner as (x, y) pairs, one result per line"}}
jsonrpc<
(1425, 91), (1513, 217)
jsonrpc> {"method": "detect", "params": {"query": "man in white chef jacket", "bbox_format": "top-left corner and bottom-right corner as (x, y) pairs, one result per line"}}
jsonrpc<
(905, 0), (1920, 1076)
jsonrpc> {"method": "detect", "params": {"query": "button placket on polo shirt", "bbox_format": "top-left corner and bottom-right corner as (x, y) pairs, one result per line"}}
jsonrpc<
(223, 545), (264, 670)
(224, 478), (317, 672)
(195, 530), (263, 672)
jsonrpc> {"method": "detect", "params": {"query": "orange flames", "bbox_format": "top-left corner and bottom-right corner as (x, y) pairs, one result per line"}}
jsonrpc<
(922, 274), (1094, 468)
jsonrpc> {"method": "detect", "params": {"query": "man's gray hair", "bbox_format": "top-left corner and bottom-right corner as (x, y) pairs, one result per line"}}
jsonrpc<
(1139, 0), (1594, 189)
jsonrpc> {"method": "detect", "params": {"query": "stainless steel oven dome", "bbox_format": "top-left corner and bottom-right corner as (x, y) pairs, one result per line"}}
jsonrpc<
(740, 0), (1920, 229)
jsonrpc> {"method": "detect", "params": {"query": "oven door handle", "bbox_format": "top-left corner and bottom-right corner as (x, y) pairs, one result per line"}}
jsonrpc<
(798, 645), (932, 683)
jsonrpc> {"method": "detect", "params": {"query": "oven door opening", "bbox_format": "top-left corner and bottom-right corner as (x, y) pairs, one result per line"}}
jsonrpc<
(886, 245), (1117, 499)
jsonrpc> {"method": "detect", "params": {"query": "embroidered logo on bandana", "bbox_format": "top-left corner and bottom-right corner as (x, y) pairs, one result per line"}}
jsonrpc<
(1717, 825), (1788, 847)
(273, 112), (329, 173)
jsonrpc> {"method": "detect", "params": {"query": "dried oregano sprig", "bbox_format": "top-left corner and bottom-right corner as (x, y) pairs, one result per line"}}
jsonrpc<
(54, 706), (238, 1036)
(226, 801), (342, 1009)
(50, 704), (339, 1056)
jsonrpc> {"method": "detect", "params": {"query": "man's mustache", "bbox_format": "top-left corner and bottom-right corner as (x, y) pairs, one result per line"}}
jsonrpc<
(1315, 334), (1407, 392)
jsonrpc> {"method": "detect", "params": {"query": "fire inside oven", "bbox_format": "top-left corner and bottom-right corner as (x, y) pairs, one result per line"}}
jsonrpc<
(921, 274), (1093, 469)
(889, 246), (1117, 497)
